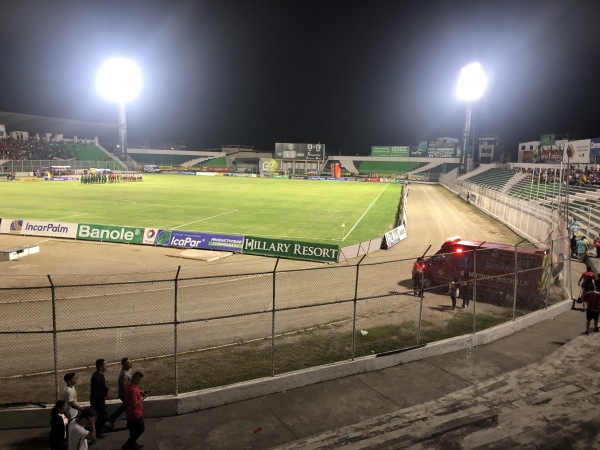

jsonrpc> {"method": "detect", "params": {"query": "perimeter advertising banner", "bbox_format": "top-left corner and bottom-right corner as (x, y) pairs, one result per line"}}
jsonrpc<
(383, 225), (407, 249)
(0, 218), (78, 238)
(155, 230), (244, 252)
(243, 236), (339, 262)
(77, 223), (145, 244)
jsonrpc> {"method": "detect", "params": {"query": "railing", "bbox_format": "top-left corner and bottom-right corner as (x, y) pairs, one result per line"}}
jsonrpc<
(0, 237), (569, 407)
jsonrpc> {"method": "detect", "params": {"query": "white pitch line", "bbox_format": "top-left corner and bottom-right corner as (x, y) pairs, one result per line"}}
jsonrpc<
(55, 213), (90, 220)
(115, 199), (137, 204)
(172, 209), (239, 229)
(342, 184), (390, 241)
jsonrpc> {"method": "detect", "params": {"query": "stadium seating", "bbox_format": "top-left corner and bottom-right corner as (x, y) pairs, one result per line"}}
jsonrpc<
(357, 161), (424, 175)
(128, 153), (197, 166)
(192, 156), (228, 168)
(463, 168), (517, 191)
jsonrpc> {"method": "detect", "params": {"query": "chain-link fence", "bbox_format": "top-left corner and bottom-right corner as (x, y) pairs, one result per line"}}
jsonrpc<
(0, 237), (569, 406)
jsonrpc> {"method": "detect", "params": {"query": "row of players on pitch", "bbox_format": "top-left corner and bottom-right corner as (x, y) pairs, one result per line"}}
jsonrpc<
(80, 173), (143, 184)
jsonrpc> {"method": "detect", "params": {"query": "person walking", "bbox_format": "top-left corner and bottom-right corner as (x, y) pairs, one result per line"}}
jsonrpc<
(90, 359), (112, 438)
(448, 277), (459, 310)
(593, 235), (600, 258)
(582, 286), (600, 335)
(577, 237), (587, 262)
(461, 274), (472, 309)
(67, 407), (97, 450)
(123, 371), (148, 450)
(108, 357), (133, 427)
(62, 372), (83, 421)
(49, 400), (69, 450)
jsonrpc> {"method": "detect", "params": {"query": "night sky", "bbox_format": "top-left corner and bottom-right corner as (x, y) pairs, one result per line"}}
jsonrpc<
(0, 0), (599, 157)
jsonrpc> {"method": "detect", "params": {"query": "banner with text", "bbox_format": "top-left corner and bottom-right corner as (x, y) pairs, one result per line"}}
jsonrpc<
(77, 223), (145, 244)
(370, 146), (410, 157)
(0, 218), (78, 238)
(383, 224), (407, 249)
(156, 230), (244, 252)
(243, 236), (339, 262)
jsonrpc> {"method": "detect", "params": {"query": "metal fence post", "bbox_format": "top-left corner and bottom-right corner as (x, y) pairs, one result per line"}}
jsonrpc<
(271, 258), (280, 377)
(352, 255), (367, 360)
(174, 266), (181, 396)
(473, 250), (478, 335)
(48, 275), (59, 401)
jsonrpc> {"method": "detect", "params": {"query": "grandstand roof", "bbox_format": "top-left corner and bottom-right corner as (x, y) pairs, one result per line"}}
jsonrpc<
(0, 111), (116, 139)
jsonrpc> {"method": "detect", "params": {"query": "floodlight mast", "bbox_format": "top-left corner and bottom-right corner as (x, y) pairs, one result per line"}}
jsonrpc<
(96, 57), (142, 158)
(456, 62), (487, 175)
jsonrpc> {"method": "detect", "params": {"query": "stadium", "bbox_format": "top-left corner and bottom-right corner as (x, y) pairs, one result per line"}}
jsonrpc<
(0, 109), (576, 428)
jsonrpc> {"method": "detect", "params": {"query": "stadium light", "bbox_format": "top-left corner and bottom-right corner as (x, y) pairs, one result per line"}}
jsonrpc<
(96, 57), (142, 157)
(456, 62), (487, 175)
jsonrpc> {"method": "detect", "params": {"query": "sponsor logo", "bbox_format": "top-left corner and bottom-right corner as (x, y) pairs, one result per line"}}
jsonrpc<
(261, 159), (278, 171)
(10, 220), (23, 233)
(77, 224), (144, 244)
(243, 236), (339, 262)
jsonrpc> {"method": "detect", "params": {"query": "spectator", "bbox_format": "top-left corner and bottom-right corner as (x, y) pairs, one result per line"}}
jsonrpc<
(577, 237), (588, 262)
(108, 357), (133, 427)
(461, 273), (472, 309)
(62, 372), (83, 421)
(447, 277), (459, 310)
(49, 400), (69, 450)
(412, 257), (424, 297)
(583, 286), (600, 335)
(594, 236), (600, 258)
(90, 359), (112, 438)
(67, 407), (96, 450)
(123, 371), (148, 450)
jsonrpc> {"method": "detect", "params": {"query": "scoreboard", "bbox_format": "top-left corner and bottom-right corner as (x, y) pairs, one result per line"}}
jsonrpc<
(274, 143), (325, 160)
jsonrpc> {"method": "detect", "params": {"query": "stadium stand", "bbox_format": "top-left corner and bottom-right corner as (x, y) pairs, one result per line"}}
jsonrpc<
(192, 156), (228, 168)
(462, 168), (518, 191)
(128, 153), (197, 166)
(357, 160), (424, 175)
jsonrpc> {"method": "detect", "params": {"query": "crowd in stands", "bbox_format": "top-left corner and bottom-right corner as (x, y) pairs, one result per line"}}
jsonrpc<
(0, 136), (74, 160)
(513, 165), (600, 186)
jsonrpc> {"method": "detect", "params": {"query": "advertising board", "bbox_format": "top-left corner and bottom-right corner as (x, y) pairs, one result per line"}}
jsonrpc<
(155, 230), (244, 252)
(591, 138), (600, 158)
(370, 146), (410, 157)
(383, 225), (407, 249)
(243, 236), (339, 262)
(77, 223), (145, 244)
(0, 218), (78, 238)
(427, 147), (456, 158)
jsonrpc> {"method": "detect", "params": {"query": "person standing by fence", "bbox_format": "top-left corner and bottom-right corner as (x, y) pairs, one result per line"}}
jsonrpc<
(448, 277), (459, 310)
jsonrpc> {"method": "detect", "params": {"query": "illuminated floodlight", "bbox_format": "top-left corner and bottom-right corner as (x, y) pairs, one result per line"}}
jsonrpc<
(456, 62), (487, 102)
(96, 57), (142, 104)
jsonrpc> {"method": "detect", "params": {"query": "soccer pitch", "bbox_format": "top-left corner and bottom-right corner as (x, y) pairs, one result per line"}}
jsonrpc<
(1, 175), (402, 244)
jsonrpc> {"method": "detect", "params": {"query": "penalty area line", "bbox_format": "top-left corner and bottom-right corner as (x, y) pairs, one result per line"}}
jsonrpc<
(172, 209), (239, 229)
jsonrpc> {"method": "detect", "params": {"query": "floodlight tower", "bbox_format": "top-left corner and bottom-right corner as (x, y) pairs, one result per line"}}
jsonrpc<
(96, 57), (142, 157)
(456, 62), (487, 174)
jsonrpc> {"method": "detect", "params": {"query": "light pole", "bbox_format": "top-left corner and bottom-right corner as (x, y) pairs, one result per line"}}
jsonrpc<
(96, 57), (142, 158)
(456, 62), (487, 175)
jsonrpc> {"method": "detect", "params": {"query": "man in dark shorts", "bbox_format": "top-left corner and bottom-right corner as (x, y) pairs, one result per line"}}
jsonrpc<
(582, 287), (600, 335)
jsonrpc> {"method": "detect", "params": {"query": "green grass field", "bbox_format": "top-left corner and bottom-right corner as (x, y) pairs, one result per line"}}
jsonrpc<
(1, 175), (402, 244)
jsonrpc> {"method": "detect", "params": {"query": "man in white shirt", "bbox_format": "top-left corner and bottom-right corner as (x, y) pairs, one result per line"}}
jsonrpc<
(62, 372), (83, 420)
(68, 407), (96, 450)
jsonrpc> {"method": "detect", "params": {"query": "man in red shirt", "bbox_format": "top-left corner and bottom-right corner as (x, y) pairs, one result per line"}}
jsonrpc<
(122, 371), (148, 450)
(583, 288), (600, 335)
